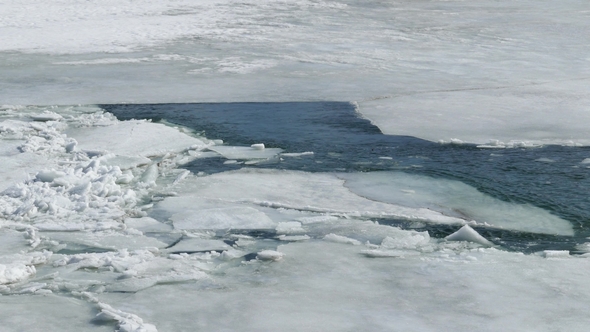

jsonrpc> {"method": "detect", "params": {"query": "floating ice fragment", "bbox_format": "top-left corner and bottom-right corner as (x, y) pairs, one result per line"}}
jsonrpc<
(140, 164), (159, 185)
(96, 302), (158, 332)
(161, 198), (276, 230)
(220, 249), (247, 260)
(281, 151), (314, 157)
(256, 250), (284, 261)
(278, 235), (311, 242)
(296, 215), (339, 224)
(541, 250), (570, 258)
(35, 169), (65, 183)
(380, 229), (431, 250)
(581, 158), (590, 164)
(30, 111), (62, 122)
(64, 140), (77, 153)
(207, 145), (282, 160)
(323, 233), (361, 246)
(445, 225), (492, 246)
(535, 158), (555, 163)
(251, 143), (265, 150)
(276, 222), (304, 234)
(164, 238), (230, 254)
(360, 249), (405, 258)
(116, 171), (134, 185)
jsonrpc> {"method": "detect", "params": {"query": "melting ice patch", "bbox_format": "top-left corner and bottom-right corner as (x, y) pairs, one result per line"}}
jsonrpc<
(340, 171), (573, 236)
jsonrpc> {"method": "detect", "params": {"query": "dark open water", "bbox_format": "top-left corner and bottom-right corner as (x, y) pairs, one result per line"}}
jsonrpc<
(103, 102), (590, 253)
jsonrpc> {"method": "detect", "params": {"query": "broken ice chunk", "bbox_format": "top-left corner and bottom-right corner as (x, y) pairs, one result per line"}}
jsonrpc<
(164, 238), (231, 254)
(256, 250), (284, 261)
(445, 225), (492, 246)
(323, 234), (361, 246)
(275, 222), (305, 234)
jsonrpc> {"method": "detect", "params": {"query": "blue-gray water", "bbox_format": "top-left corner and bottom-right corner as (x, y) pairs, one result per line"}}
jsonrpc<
(103, 102), (590, 253)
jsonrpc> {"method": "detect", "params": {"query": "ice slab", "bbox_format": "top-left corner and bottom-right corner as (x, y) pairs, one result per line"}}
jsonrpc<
(172, 169), (466, 226)
(207, 145), (282, 160)
(155, 197), (276, 230)
(46, 232), (169, 251)
(67, 120), (206, 158)
(256, 250), (284, 261)
(340, 171), (573, 236)
(323, 234), (361, 246)
(164, 238), (231, 254)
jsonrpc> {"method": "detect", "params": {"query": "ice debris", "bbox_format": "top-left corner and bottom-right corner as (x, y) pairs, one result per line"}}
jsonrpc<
(256, 250), (284, 261)
(323, 233), (361, 246)
(445, 225), (492, 246)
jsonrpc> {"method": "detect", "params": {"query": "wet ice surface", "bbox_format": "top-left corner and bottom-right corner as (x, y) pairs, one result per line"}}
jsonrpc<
(0, 105), (590, 331)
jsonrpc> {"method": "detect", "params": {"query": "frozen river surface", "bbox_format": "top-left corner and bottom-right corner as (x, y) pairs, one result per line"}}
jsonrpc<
(1, 0), (590, 331)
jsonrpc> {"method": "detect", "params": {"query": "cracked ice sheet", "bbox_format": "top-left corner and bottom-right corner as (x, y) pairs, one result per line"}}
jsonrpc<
(96, 241), (590, 332)
(161, 168), (571, 235)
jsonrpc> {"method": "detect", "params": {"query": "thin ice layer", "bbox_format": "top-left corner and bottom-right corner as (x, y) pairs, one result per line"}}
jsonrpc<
(156, 198), (277, 230)
(167, 168), (465, 226)
(339, 172), (573, 236)
(207, 146), (282, 161)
